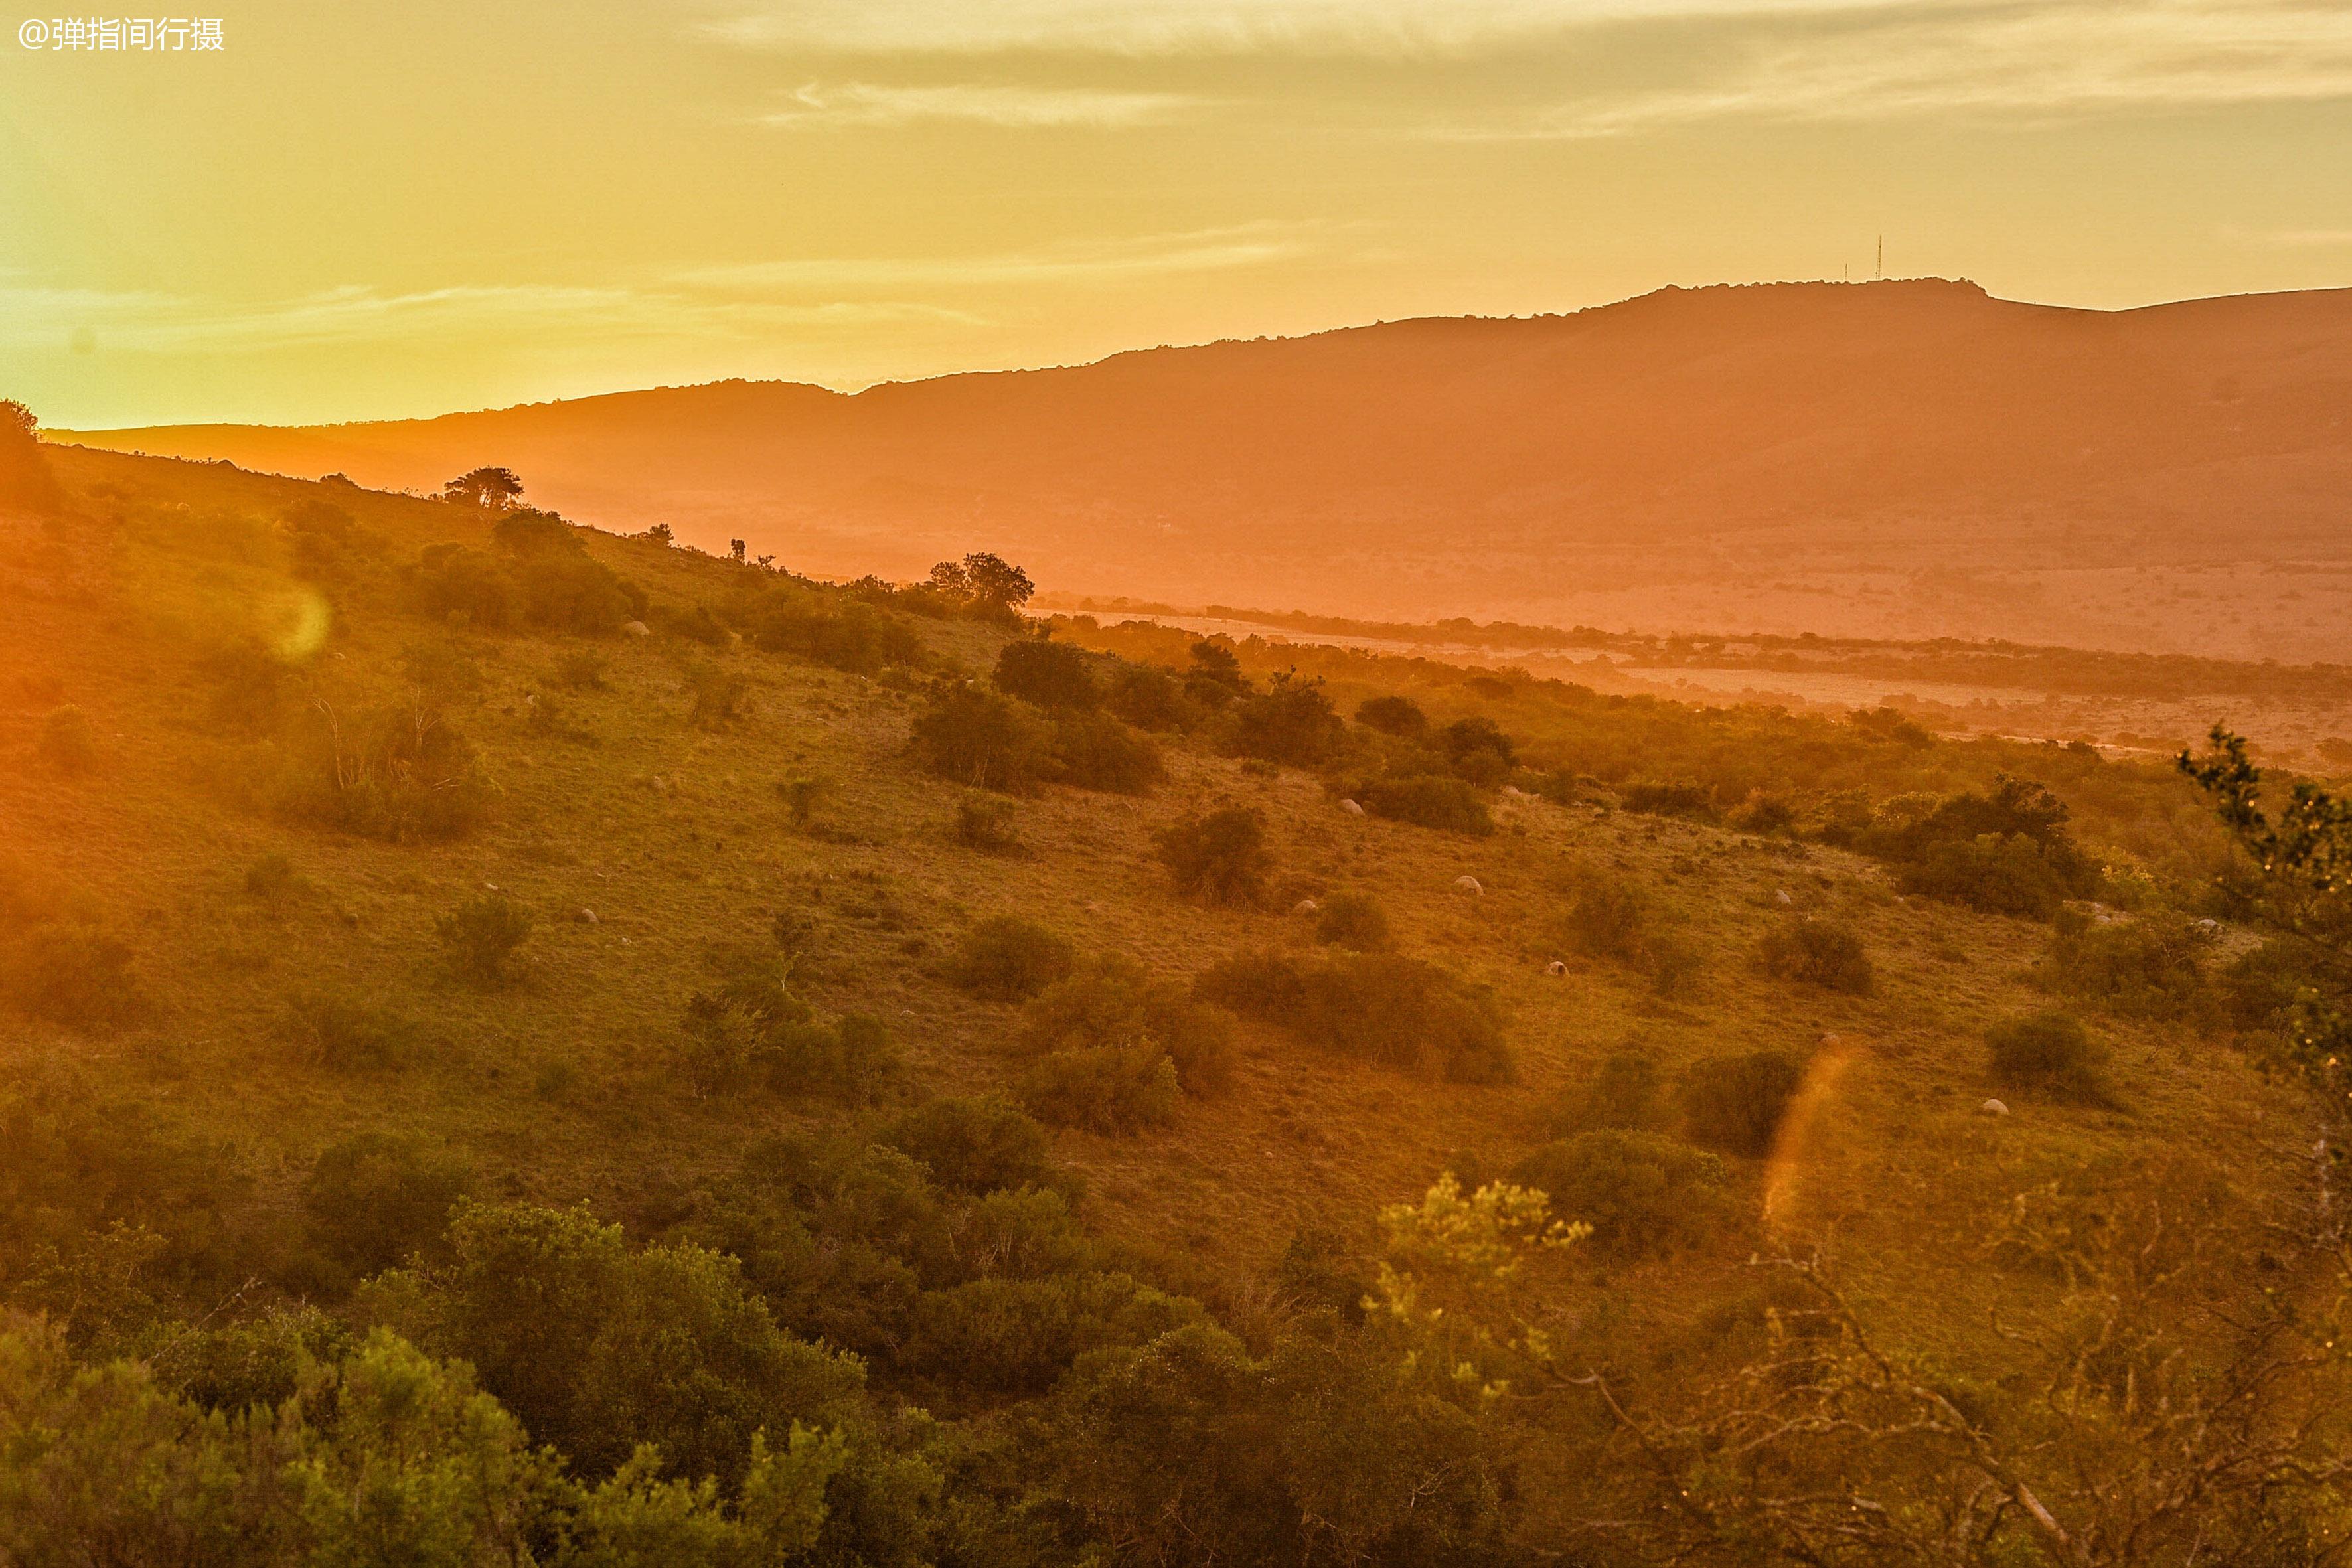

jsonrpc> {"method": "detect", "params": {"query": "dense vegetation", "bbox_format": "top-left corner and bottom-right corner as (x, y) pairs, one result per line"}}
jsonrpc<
(5, 431), (2352, 1563)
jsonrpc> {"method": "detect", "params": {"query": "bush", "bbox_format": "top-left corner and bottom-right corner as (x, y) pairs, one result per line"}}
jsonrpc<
(911, 684), (1056, 794)
(1104, 666), (1192, 732)
(1987, 1010), (2112, 1101)
(281, 988), (418, 1071)
(1018, 1046), (1182, 1135)
(1437, 717), (1515, 786)
(951, 793), (1021, 852)
(1053, 712), (1164, 794)
(274, 700), (491, 842)
(1197, 950), (1511, 1083)
(1314, 892), (1392, 952)
(1354, 696), (1428, 738)
(37, 706), (96, 773)
(1354, 775), (1495, 836)
(747, 588), (920, 674)
(1555, 863), (1698, 996)
(947, 916), (1075, 1002)
(2034, 911), (2211, 1020)
(1022, 957), (1238, 1098)
(1680, 1048), (1807, 1157)
(300, 1133), (473, 1283)
(406, 544), (518, 627)
(1229, 674), (1344, 767)
(1620, 779), (1717, 819)
(882, 1096), (1054, 1193)
(1, 925), (147, 1032)
(903, 1271), (1198, 1394)
(435, 893), (533, 988)
(553, 649), (608, 690)
(1156, 808), (1272, 906)
(683, 662), (749, 728)
(1559, 1046), (1664, 1133)
(1510, 1130), (1734, 1257)
(994, 638), (1099, 710)
(1755, 919), (1873, 994)
(242, 852), (303, 905)
(1858, 774), (2095, 917)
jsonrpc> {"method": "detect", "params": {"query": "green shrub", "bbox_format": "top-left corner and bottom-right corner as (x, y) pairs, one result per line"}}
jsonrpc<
(1022, 957), (1238, 1097)
(1354, 775), (1495, 836)
(2, 925), (147, 1032)
(1620, 779), (1717, 819)
(1354, 695), (1428, 738)
(2034, 911), (2211, 1020)
(1197, 950), (1511, 1083)
(1510, 1129), (1735, 1257)
(1555, 862), (1697, 994)
(553, 649), (608, 690)
(1053, 712), (1164, 794)
(274, 700), (491, 842)
(911, 684), (1056, 794)
(406, 543), (519, 627)
(746, 586), (921, 674)
(1987, 1010), (2112, 1101)
(951, 793), (1022, 852)
(1156, 807), (1272, 906)
(1229, 673), (1344, 766)
(1680, 1048), (1806, 1157)
(281, 988), (418, 1071)
(1018, 1045), (1182, 1135)
(882, 1096), (1055, 1193)
(300, 1133), (473, 1283)
(1104, 665), (1193, 732)
(902, 1271), (1199, 1394)
(1558, 1046), (1664, 1133)
(435, 893), (533, 988)
(683, 662), (749, 728)
(1859, 774), (2094, 917)
(1314, 892), (1392, 952)
(37, 706), (96, 773)
(1755, 918), (1873, 994)
(995, 637), (1099, 709)
(947, 916), (1075, 1002)
(1437, 717), (1515, 787)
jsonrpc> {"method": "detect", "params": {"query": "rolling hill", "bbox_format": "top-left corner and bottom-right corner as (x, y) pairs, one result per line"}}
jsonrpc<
(60, 278), (2352, 660)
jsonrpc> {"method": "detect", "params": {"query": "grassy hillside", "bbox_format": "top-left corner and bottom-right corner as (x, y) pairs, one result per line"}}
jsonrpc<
(5, 439), (2348, 1562)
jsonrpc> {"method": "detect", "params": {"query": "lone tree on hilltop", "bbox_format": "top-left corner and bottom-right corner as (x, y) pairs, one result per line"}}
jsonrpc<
(0, 398), (63, 512)
(441, 466), (526, 512)
(929, 552), (1036, 617)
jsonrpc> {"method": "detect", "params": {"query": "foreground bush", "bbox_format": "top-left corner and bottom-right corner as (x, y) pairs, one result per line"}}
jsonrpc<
(1156, 807), (1271, 906)
(910, 685), (1056, 794)
(947, 917), (1075, 1002)
(1680, 1048), (1806, 1156)
(1017, 1046), (1182, 1135)
(1987, 1010), (2112, 1101)
(1755, 918), (1874, 994)
(1314, 892), (1392, 952)
(1197, 950), (1512, 1083)
(1022, 957), (1238, 1097)
(1, 924), (147, 1032)
(1354, 775), (1496, 836)
(881, 1096), (1054, 1193)
(1510, 1129), (1735, 1257)
(435, 892), (533, 988)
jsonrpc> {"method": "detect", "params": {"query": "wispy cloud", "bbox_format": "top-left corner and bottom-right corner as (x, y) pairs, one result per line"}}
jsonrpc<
(0, 282), (979, 354)
(1425, 0), (2352, 135)
(759, 80), (1206, 128)
(674, 224), (1315, 293)
(701, 0), (1894, 58)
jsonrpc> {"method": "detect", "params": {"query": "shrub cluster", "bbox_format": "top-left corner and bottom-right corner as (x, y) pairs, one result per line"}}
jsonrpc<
(1679, 1048), (1807, 1157)
(1313, 891), (1392, 951)
(1754, 918), (1874, 994)
(1510, 1129), (1736, 1257)
(1986, 1010), (2112, 1101)
(2033, 910), (2211, 1020)
(678, 940), (902, 1103)
(1196, 949), (1512, 1083)
(1856, 774), (2096, 917)
(945, 916), (1075, 1002)
(1155, 807), (1273, 906)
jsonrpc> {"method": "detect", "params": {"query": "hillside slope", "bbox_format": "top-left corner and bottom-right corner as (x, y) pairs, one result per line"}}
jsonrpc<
(60, 279), (2352, 658)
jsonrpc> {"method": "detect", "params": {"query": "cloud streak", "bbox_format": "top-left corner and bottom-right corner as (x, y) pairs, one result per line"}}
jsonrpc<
(674, 224), (1316, 293)
(759, 80), (1206, 127)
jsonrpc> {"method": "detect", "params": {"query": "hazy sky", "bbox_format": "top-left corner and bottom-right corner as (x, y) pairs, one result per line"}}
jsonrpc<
(5, 0), (2349, 428)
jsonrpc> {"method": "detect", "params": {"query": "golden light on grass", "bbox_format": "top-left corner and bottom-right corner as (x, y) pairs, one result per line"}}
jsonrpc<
(265, 585), (332, 661)
(1761, 1037), (1858, 1234)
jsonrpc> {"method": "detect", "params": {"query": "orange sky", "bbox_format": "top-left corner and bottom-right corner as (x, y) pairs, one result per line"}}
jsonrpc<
(5, 0), (2349, 428)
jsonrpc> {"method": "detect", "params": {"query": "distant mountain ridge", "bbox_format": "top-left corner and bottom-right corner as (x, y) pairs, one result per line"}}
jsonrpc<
(59, 278), (2352, 657)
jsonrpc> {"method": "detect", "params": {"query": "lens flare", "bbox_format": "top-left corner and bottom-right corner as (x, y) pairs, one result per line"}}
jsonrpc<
(267, 586), (331, 661)
(1761, 1038), (1858, 1233)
